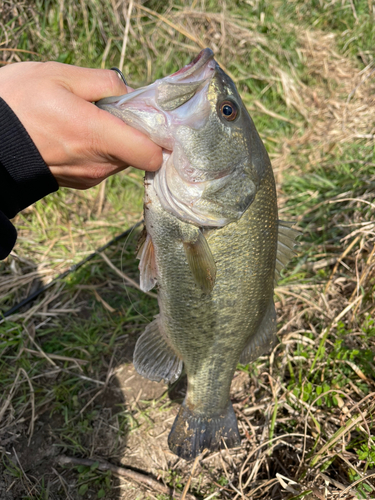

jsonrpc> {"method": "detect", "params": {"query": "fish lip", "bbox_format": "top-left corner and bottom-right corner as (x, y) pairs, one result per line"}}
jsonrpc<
(169, 48), (215, 80)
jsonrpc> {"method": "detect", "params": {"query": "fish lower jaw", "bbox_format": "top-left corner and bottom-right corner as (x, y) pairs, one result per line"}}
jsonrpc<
(152, 171), (231, 227)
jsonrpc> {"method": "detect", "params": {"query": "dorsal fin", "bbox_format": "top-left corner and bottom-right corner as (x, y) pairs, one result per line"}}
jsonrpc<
(275, 221), (300, 283)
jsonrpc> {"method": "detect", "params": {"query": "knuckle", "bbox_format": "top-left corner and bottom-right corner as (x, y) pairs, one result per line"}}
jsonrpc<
(41, 61), (61, 75)
(40, 61), (70, 89)
(104, 69), (126, 96)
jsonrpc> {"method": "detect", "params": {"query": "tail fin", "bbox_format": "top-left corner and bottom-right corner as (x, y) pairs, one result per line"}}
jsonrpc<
(168, 399), (240, 460)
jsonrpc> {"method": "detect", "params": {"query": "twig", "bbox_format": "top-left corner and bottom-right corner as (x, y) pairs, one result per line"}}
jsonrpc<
(246, 478), (279, 498)
(137, 4), (205, 49)
(119, 0), (134, 72)
(310, 403), (375, 467)
(52, 467), (74, 500)
(251, 100), (297, 125)
(324, 236), (360, 294)
(336, 471), (375, 499)
(319, 472), (355, 494)
(0, 369), (22, 423)
(12, 447), (32, 490)
(0, 366), (35, 445)
(350, 242), (375, 318)
(92, 288), (116, 313)
(58, 455), (196, 499)
(58, 369), (105, 386)
(0, 48), (41, 56)
(18, 368), (35, 445)
(96, 179), (107, 217)
(202, 492), (220, 500)
(99, 251), (157, 298)
(181, 454), (201, 500)
(220, 452), (244, 498)
(23, 348), (88, 366)
(80, 389), (104, 417)
(1, 223), (142, 319)
(297, 388), (357, 476)
(24, 325), (57, 368)
(238, 433), (306, 492)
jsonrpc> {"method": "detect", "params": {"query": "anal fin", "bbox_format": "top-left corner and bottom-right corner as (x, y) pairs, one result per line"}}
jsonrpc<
(183, 230), (216, 294)
(133, 316), (183, 383)
(240, 299), (278, 365)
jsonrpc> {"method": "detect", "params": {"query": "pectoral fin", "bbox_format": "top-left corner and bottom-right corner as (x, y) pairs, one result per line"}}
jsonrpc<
(136, 233), (157, 292)
(183, 230), (216, 294)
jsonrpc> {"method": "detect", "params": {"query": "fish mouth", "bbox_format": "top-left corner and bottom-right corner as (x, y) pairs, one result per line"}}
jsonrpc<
(156, 49), (215, 110)
(169, 48), (215, 80)
(96, 48), (216, 109)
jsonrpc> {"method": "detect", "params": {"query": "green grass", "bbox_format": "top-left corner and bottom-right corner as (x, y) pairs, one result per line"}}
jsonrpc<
(1, 0), (374, 499)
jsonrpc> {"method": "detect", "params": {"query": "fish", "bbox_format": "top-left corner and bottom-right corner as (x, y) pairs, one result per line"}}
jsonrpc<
(97, 48), (298, 460)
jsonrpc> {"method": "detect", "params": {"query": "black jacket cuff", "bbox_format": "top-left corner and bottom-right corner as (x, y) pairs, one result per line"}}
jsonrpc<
(0, 210), (17, 260)
(0, 96), (58, 218)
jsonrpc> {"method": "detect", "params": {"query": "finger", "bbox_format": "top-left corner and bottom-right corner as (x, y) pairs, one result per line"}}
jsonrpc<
(41, 62), (130, 101)
(95, 107), (163, 171)
(49, 163), (125, 189)
(0, 62), (129, 103)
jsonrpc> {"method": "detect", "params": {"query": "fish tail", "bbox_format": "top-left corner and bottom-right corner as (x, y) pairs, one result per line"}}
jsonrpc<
(168, 398), (240, 460)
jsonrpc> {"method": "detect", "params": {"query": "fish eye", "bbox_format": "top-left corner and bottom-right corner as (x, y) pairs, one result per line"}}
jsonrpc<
(220, 100), (238, 121)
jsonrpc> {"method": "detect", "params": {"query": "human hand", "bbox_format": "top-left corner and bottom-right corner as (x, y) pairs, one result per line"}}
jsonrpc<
(0, 62), (162, 189)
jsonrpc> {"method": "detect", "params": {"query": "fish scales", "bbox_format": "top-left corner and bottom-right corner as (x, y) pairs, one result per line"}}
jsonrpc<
(97, 48), (297, 460)
(146, 166), (277, 408)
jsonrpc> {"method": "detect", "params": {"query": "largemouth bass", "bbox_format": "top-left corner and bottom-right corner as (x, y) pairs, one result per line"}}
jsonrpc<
(97, 49), (297, 460)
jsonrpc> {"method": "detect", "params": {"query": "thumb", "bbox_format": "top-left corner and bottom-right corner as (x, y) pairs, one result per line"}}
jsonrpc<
(95, 106), (163, 171)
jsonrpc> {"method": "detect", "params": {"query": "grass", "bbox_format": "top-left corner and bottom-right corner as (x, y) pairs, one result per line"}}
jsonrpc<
(0, 0), (374, 499)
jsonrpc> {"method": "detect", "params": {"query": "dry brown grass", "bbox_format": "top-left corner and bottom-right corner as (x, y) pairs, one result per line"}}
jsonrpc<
(0, 1), (374, 499)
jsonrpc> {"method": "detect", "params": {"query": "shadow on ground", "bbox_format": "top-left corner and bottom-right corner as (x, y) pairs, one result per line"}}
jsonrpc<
(0, 230), (177, 499)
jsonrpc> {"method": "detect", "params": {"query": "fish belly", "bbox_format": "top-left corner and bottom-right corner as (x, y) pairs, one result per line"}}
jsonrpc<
(136, 166), (278, 459)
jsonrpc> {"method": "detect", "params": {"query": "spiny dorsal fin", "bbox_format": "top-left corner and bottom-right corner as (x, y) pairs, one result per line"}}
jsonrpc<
(275, 220), (300, 283)
(133, 316), (183, 383)
(136, 233), (158, 292)
(183, 230), (216, 294)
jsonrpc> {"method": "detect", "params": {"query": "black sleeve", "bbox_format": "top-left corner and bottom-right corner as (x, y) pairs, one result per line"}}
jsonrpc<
(0, 97), (59, 259)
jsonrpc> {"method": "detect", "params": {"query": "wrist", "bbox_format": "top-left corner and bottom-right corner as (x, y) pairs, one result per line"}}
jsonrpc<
(0, 97), (58, 217)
